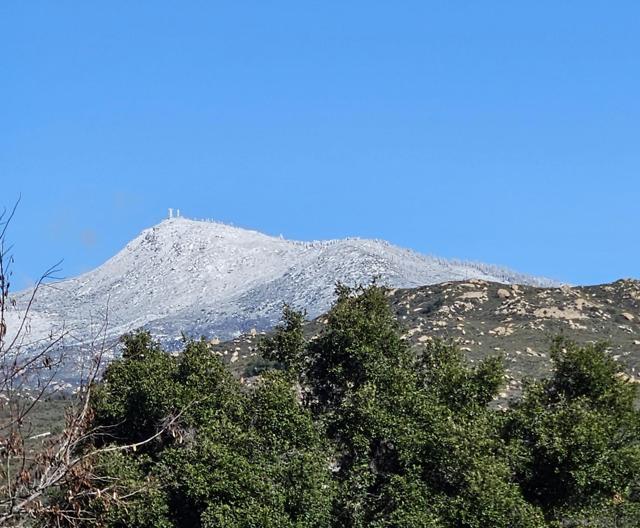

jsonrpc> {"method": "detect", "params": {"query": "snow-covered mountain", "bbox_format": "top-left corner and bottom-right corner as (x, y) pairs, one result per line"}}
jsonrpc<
(9, 217), (557, 359)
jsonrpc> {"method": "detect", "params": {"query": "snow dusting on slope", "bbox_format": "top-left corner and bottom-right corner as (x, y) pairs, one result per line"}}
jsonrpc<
(7, 218), (557, 371)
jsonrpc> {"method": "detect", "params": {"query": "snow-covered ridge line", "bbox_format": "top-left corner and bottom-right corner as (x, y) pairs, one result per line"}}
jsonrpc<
(158, 216), (390, 246)
(145, 217), (558, 286)
(6, 217), (558, 382)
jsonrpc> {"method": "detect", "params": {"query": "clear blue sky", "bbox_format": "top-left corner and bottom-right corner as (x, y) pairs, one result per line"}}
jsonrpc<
(2, 1), (638, 289)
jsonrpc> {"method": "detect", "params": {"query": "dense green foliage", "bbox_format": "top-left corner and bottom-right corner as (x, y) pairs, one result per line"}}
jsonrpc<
(503, 338), (640, 525)
(47, 285), (640, 527)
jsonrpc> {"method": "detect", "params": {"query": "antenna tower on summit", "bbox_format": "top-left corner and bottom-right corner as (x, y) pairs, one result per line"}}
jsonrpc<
(168, 208), (173, 219)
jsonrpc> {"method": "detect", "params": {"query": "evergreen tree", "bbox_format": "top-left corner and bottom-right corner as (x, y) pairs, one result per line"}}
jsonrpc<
(46, 287), (640, 527)
(263, 284), (544, 527)
(503, 338), (640, 525)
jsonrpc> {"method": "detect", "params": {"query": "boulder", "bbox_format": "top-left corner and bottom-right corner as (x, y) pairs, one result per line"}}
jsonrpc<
(497, 288), (511, 300)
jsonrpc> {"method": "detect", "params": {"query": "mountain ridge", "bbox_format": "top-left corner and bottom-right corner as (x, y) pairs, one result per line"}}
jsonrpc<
(7, 217), (559, 383)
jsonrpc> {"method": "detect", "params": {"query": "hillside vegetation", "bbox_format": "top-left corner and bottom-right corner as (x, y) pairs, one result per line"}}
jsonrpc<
(217, 279), (640, 401)
(39, 285), (640, 527)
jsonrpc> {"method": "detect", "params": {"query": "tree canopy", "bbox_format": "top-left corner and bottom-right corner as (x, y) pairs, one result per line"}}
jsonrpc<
(44, 285), (640, 527)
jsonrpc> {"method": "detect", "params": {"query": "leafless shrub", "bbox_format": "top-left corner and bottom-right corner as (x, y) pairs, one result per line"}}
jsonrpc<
(0, 201), (183, 526)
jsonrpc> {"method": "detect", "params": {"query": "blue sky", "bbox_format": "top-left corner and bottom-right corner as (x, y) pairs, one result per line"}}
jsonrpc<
(1, 1), (638, 289)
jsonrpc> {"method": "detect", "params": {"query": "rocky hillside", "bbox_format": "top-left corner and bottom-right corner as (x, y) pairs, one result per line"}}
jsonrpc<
(215, 279), (640, 399)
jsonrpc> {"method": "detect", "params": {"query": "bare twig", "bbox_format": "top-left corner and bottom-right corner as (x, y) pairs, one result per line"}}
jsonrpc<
(0, 201), (196, 526)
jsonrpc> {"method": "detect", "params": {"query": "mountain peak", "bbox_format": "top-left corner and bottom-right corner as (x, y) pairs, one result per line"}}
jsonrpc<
(9, 219), (558, 382)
